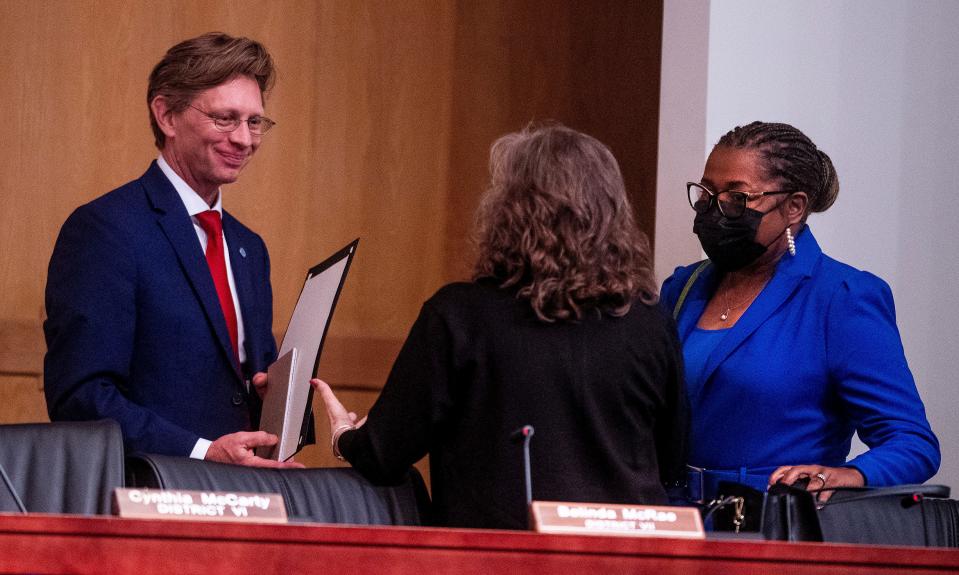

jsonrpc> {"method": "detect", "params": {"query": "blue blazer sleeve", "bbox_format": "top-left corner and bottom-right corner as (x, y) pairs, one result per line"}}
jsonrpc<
(44, 205), (200, 455)
(827, 272), (940, 485)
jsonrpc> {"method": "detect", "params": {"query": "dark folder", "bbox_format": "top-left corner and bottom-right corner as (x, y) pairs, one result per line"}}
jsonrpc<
(256, 239), (358, 461)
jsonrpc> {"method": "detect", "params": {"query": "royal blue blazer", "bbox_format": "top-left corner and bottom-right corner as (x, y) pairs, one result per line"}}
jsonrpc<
(661, 227), (939, 486)
(44, 161), (277, 456)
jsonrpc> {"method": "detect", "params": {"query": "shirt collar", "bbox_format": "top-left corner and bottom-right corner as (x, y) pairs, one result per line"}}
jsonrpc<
(157, 154), (223, 217)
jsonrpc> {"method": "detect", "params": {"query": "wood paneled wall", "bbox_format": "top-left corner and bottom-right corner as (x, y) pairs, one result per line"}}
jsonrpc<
(0, 0), (662, 470)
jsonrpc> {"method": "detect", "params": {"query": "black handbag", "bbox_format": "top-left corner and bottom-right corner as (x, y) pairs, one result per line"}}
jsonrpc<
(760, 482), (824, 542)
(707, 480), (765, 533)
(708, 480), (822, 541)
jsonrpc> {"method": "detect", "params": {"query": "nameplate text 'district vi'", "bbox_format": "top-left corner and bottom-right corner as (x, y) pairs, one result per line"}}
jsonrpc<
(113, 488), (287, 523)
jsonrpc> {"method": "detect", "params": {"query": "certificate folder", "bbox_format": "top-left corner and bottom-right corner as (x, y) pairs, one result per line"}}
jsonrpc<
(255, 348), (298, 461)
(256, 239), (359, 461)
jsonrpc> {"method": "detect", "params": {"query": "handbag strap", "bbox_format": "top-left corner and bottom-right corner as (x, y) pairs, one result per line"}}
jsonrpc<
(817, 484), (950, 507)
(672, 260), (711, 320)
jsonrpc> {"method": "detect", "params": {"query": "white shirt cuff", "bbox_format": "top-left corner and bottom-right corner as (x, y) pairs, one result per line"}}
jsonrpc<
(190, 438), (212, 460)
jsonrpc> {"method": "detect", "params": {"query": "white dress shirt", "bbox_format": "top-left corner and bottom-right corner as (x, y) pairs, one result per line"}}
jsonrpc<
(157, 155), (248, 459)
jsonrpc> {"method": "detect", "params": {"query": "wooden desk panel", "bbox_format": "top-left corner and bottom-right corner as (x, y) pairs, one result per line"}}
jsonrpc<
(1, 513), (957, 574)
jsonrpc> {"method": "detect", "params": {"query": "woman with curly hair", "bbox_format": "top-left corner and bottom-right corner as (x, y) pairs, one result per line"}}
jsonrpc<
(314, 124), (688, 529)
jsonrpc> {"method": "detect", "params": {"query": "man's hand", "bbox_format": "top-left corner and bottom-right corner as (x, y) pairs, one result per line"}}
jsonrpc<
(205, 431), (305, 468)
(251, 372), (268, 400)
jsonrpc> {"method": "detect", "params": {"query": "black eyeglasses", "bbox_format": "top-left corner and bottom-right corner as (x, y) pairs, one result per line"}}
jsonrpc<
(686, 182), (792, 219)
(189, 105), (276, 135)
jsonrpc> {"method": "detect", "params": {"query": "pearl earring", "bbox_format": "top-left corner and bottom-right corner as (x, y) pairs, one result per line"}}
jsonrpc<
(786, 228), (797, 256)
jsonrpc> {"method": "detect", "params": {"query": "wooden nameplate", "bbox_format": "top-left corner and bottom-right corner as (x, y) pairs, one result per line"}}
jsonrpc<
(530, 501), (704, 539)
(113, 488), (287, 524)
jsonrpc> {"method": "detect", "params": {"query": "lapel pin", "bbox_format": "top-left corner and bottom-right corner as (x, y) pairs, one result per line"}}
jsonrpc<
(239, 247), (247, 258)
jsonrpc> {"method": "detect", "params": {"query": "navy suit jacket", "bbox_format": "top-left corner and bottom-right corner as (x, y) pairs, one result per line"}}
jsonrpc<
(44, 161), (277, 456)
(661, 227), (939, 486)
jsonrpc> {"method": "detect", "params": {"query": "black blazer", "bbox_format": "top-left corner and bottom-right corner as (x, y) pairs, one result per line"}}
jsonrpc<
(341, 281), (688, 529)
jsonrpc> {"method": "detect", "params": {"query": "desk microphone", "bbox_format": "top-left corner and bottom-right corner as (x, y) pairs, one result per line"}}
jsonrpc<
(510, 425), (535, 507)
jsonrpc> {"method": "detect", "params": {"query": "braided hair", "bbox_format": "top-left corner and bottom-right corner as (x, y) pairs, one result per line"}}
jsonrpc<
(717, 121), (839, 215)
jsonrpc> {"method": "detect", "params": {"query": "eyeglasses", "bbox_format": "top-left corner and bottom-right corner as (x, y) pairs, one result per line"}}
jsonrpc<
(686, 182), (792, 219)
(189, 105), (276, 135)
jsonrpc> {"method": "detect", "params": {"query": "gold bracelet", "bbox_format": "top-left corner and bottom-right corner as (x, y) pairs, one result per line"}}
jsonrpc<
(331, 424), (355, 461)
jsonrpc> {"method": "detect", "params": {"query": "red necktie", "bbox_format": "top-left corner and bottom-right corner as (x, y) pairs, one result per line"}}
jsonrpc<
(195, 210), (239, 362)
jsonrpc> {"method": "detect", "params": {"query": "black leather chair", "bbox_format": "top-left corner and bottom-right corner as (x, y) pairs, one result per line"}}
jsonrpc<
(126, 454), (431, 526)
(0, 420), (125, 515)
(817, 485), (959, 547)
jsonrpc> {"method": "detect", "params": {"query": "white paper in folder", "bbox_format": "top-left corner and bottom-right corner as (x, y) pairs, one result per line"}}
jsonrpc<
(256, 239), (358, 461)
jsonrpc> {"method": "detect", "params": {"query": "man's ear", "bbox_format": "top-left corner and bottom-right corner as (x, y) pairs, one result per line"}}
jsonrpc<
(150, 95), (177, 140)
(785, 192), (809, 225)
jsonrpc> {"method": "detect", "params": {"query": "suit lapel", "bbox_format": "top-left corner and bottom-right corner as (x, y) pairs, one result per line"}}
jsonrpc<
(699, 228), (821, 386)
(141, 162), (243, 380)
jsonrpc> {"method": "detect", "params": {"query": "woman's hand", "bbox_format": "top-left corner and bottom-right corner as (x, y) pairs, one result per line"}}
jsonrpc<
(310, 378), (366, 436)
(769, 465), (865, 502)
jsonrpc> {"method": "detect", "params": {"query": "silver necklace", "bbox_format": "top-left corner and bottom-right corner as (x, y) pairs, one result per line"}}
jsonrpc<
(719, 294), (752, 321)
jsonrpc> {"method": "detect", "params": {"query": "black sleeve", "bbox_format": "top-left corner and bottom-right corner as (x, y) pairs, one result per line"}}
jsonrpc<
(655, 317), (690, 488)
(339, 302), (452, 484)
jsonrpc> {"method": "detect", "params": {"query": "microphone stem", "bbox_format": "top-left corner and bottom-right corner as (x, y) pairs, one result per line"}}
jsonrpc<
(523, 433), (533, 506)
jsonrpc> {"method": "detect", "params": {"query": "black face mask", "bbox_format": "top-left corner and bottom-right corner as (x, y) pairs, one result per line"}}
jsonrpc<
(694, 206), (786, 272)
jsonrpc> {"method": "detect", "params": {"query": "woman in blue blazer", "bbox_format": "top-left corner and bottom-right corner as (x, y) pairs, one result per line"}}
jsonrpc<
(661, 121), (939, 504)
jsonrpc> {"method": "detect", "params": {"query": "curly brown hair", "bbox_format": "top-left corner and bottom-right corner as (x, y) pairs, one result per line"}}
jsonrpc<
(473, 124), (658, 322)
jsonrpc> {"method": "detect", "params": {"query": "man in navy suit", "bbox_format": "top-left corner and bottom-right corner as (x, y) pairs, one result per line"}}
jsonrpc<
(44, 33), (299, 468)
